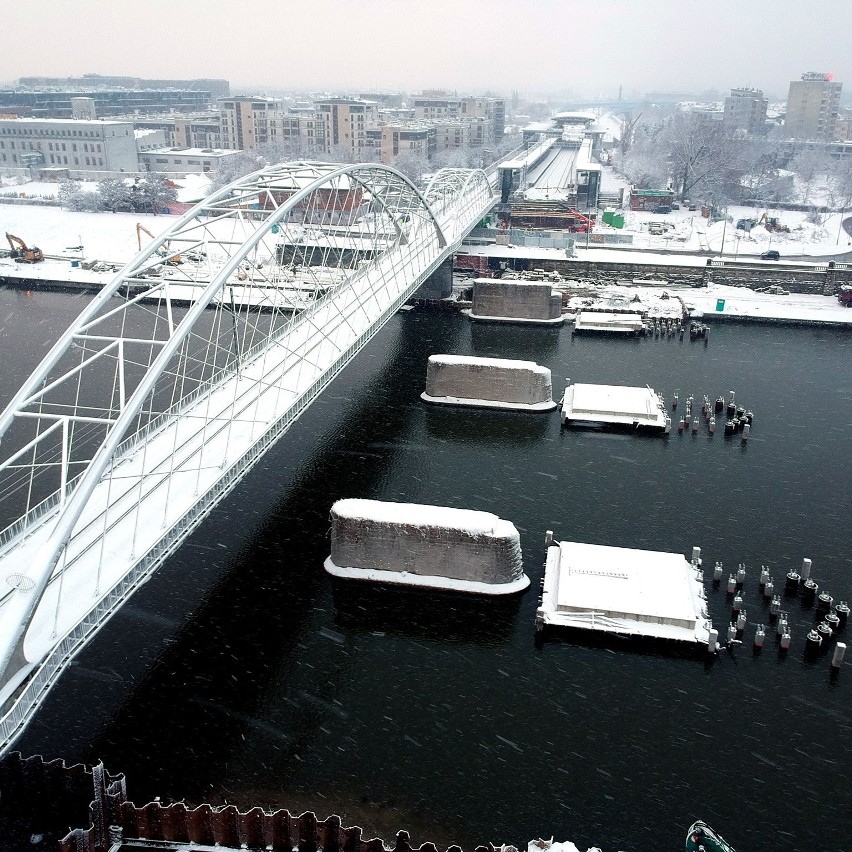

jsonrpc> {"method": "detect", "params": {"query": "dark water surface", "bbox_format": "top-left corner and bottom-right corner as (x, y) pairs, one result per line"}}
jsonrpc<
(3, 289), (852, 852)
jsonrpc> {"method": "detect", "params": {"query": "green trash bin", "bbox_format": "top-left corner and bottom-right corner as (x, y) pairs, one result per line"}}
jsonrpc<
(716, 299), (726, 312)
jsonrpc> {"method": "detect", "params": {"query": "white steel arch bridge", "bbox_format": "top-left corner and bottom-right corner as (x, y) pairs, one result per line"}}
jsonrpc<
(0, 161), (494, 751)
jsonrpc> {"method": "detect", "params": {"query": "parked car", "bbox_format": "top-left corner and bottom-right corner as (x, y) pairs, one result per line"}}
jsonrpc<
(760, 250), (780, 260)
(671, 202), (681, 210)
(652, 205), (672, 214)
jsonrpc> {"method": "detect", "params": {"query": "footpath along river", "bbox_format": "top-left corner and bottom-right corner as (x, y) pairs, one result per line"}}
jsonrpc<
(2, 287), (852, 852)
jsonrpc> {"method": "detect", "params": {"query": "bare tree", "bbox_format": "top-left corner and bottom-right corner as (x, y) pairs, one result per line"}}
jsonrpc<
(619, 111), (642, 154)
(790, 146), (834, 205)
(208, 151), (264, 192)
(663, 112), (730, 202)
(391, 152), (430, 184)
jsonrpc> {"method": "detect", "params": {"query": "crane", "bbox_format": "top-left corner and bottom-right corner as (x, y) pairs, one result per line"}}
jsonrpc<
(136, 222), (181, 264)
(5, 233), (44, 263)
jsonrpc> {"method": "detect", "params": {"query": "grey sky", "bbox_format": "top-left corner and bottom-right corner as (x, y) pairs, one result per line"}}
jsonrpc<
(3, 0), (851, 100)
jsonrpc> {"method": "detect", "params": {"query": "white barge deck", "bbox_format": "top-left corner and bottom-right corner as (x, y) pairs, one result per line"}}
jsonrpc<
(536, 540), (711, 645)
(573, 310), (646, 334)
(561, 381), (670, 431)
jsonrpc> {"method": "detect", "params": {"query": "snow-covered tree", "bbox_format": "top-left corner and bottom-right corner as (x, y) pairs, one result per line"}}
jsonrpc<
(98, 178), (135, 213)
(57, 179), (103, 212)
(134, 176), (177, 214)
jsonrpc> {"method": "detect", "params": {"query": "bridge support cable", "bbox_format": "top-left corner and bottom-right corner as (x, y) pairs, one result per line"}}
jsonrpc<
(0, 162), (494, 750)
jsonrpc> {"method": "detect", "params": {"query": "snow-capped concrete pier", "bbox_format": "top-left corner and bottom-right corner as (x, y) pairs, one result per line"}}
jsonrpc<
(421, 355), (556, 411)
(467, 278), (564, 325)
(536, 540), (711, 645)
(325, 499), (530, 594)
(560, 381), (669, 431)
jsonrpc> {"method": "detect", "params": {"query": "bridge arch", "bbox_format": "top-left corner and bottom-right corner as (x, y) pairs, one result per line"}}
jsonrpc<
(0, 160), (493, 729)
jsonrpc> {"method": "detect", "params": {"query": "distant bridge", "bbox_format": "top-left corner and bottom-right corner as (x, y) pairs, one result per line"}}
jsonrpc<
(0, 161), (495, 751)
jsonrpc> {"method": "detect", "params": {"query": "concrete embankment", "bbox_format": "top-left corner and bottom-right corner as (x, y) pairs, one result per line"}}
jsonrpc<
(457, 249), (852, 296)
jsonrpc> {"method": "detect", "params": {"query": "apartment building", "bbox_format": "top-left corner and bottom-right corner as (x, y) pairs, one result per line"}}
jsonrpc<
(723, 88), (768, 136)
(314, 98), (379, 159)
(785, 72), (842, 141)
(412, 94), (505, 144)
(380, 122), (436, 164)
(219, 96), (282, 150)
(0, 117), (137, 172)
(432, 117), (490, 152)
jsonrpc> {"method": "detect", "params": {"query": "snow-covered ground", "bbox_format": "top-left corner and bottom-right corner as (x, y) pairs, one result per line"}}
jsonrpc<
(595, 164), (852, 258)
(0, 203), (174, 264)
(0, 173), (211, 205)
(564, 282), (851, 326)
(593, 202), (851, 258)
(2, 193), (850, 326)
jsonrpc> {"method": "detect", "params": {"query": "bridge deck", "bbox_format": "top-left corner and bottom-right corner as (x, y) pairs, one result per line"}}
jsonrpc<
(0, 163), (495, 750)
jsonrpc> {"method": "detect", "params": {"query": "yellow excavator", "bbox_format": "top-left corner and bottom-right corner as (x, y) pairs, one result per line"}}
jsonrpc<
(136, 223), (181, 264)
(5, 233), (44, 263)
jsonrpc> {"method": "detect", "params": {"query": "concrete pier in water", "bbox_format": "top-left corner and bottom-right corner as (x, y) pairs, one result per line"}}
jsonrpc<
(467, 278), (564, 325)
(421, 354), (557, 411)
(325, 499), (529, 594)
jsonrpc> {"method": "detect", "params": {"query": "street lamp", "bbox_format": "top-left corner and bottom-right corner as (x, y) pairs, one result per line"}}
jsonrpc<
(720, 206), (728, 257)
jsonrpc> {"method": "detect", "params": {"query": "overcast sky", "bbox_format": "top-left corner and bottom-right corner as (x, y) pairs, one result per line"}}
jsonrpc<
(3, 0), (851, 102)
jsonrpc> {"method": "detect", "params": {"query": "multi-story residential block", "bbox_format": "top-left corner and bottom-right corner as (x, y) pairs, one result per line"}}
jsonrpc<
(785, 72), (842, 141)
(380, 122), (436, 164)
(432, 117), (490, 152)
(0, 117), (137, 172)
(219, 96), (282, 150)
(723, 88), (768, 135)
(314, 98), (379, 160)
(412, 94), (505, 144)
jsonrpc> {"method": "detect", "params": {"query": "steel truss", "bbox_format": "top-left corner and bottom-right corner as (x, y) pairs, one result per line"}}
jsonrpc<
(0, 161), (494, 749)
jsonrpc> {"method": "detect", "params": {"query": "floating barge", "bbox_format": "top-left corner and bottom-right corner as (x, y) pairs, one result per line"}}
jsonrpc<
(325, 499), (530, 595)
(573, 310), (646, 335)
(421, 354), (556, 412)
(536, 539), (711, 646)
(560, 381), (670, 432)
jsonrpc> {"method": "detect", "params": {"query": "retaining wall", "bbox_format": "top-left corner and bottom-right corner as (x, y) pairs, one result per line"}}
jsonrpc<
(471, 255), (852, 295)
